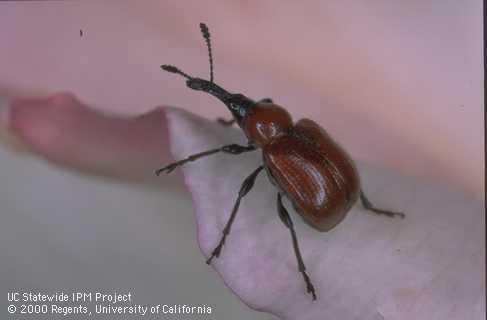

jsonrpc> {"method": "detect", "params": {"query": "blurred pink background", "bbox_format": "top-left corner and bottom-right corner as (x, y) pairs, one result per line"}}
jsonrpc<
(1, 1), (482, 199)
(0, 2), (482, 319)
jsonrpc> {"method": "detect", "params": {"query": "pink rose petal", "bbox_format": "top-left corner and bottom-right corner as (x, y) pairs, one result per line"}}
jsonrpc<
(2, 94), (483, 319)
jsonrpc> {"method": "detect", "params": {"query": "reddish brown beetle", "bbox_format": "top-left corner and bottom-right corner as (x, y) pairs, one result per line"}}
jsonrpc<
(156, 23), (404, 300)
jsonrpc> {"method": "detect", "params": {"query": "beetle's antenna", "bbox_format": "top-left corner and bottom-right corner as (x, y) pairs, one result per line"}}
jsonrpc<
(199, 23), (214, 83)
(160, 64), (193, 80)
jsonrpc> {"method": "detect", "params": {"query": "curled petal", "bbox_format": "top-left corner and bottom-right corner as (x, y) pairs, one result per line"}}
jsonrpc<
(3, 92), (175, 183)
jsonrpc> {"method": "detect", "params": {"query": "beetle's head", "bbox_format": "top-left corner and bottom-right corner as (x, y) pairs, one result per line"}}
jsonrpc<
(160, 23), (255, 125)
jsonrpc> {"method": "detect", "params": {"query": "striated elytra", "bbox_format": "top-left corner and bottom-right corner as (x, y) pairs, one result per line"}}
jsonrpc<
(156, 23), (404, 301)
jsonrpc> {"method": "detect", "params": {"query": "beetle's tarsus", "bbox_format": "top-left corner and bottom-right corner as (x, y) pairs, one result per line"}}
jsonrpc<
(369, 208), (405, 219)
(206, 243), (223, 264)
(155, 163), (178, 175)
(360, 190), (405, 219)
(303, 272), (317, 300)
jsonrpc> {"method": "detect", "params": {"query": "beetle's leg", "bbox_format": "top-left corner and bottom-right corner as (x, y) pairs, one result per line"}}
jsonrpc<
(258, 98), (273, 103)
(360, 190), (405, 219)
(155, 144), (256, 175)
(277, 193), (317, 301)
(206, 166), (264, 264)
(216, 118), (236, 126)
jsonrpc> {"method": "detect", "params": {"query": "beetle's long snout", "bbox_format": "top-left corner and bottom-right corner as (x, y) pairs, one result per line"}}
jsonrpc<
(186, 79), (254, 123)
(185, 78), (232, 104)
(185, 78), (229, 100)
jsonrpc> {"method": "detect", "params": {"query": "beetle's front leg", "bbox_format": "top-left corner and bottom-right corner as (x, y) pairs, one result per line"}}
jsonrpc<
(155, 144), (256, 175)
(360, 190), (405, 219)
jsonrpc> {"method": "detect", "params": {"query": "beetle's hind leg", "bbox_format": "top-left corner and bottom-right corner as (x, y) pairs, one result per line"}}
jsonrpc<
(155, 144), (255, 175)
(277, 193), (317, 301)
(206, 166), (264, 264)
(360, 190), (405, 219)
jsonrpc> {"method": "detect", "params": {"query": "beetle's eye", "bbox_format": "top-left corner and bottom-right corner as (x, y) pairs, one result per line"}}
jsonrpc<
(229, 102), (246, 115)
(238, 107), (246, 116)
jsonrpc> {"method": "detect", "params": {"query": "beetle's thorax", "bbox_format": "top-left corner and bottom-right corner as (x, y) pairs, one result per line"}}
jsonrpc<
(242, 103), (293, 147)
